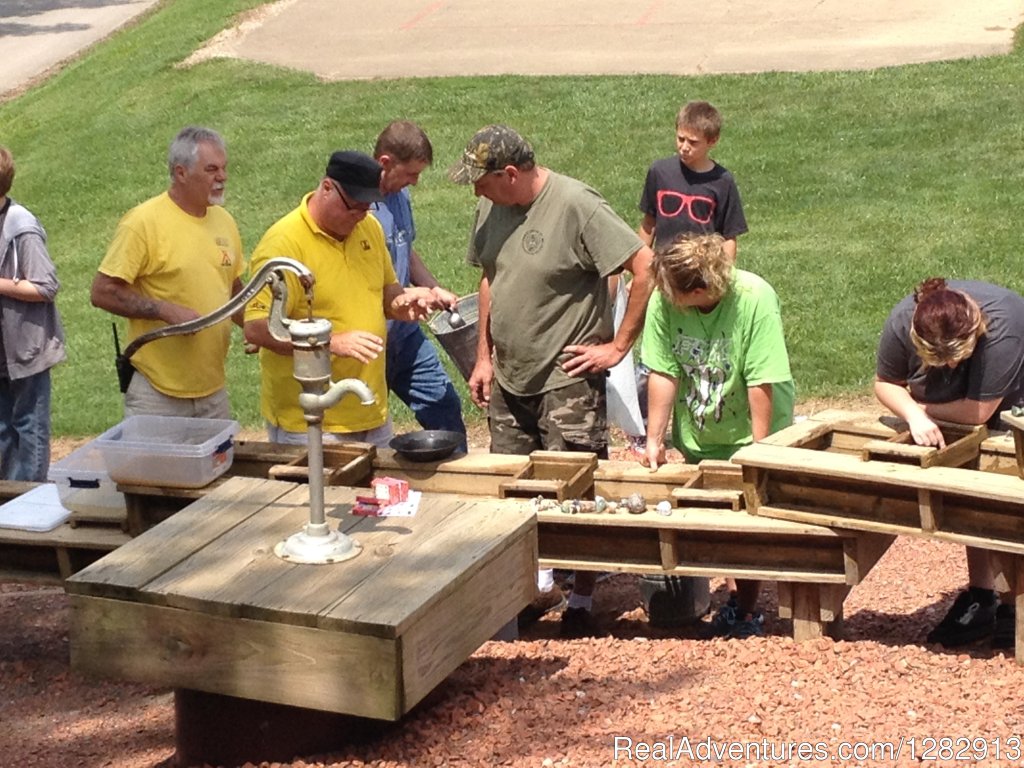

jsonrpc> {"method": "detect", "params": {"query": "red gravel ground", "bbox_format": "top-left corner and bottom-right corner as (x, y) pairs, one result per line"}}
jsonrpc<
(5, 411), (1024, 768)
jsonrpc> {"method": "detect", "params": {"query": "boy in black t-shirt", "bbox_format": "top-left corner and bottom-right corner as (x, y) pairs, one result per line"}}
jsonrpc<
(638, 100), (747, 260)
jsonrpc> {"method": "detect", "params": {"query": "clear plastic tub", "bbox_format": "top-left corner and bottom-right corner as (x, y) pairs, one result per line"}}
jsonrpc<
(95, 416), (239, 489)
(47, 439), (126, 516)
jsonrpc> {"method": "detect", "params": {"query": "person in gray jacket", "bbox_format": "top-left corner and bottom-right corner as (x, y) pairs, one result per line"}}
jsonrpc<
(0, 147), (66, 481)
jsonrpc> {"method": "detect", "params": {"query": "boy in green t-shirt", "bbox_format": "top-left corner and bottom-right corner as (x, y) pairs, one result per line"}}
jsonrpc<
(641, 233), (794, 638)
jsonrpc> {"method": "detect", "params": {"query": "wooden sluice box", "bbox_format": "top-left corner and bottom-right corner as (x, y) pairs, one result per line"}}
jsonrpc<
(733, 410), (1024, 661)
(66, 475), (535, 761)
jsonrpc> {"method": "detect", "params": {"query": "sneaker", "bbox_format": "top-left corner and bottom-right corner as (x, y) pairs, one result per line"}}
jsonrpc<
(926, 588), (997, 646)
(559, 606), (600, 639)
(993, 603), (1016, 650)
(729, 611), (765, 639)
(517, 587), (566, 631)
(698, 598), (738, 639)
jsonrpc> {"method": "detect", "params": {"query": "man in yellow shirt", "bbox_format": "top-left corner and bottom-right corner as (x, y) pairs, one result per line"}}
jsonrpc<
(91, 126), (244, 419)
(244, 151), (441, 446)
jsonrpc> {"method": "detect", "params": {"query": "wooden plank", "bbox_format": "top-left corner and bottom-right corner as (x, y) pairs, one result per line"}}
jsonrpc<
(776, 581), (793, 619)
(675, 534), (847, 579)
(64, 477), (295, 600)
(658, 529), (678, 569)
(766, 477), (920, 529)
(321, 496), (534, 637)
(735, 442), (1024, 505)
(535, 506), (852, 536)
(374, 451), (529, 476)
(143, 483), (336, 623)
(694, 460), (743, 489)
(919, 488), (943, 532)
(499, 478), (568, 499)
(844, 533), (897, 584)
(671, 488), (743, 510)
(232, 491), (479, 634)
(70, 596), (402, 720)
(400, 524), (535, 712)
(760, 419), (836, 448)
(0, 522), (131, 550)
(756, 504), (922, 538)
(741, 465), (768, 512)
(537, 519), (849, 583)
(790, 584), (824, 640)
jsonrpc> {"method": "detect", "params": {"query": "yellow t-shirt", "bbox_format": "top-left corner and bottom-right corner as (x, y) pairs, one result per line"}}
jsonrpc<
(99, 192), (244, 398)
(244, 195), (397, 433)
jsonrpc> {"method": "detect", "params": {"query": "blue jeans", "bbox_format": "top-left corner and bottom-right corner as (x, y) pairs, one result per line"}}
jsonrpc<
(0, 369), (52, 481)
(386, 326), (466, 449)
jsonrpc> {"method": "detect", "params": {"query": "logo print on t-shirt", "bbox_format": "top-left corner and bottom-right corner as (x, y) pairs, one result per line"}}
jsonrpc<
(656, 190), (716, 225)
(220, 250), (233, 267)
(522, 230), (544, 255)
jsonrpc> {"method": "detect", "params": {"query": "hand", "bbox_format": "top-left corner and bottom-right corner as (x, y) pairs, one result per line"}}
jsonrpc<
(468, 357), (493, 409)
(392, 287), (442, 322)
(430, 286), (460, 310)
(330, 331), (384, 364)
(561, 342), (626, 377)
(908, 412), (945, 448)
(639, 439), (667, 472)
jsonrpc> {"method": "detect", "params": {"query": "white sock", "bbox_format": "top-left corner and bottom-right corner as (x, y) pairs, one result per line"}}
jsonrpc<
(537, 568), (555, 593)
(567, 592), (593, 611)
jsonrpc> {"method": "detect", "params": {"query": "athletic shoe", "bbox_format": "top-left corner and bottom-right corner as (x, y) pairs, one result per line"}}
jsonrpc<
(926, 588), (997, 646)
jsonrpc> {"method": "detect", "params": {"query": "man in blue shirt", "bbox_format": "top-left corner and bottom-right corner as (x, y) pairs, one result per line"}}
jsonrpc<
(372, 121), (466, 445)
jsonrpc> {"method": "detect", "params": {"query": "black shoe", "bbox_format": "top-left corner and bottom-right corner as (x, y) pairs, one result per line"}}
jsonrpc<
(697, 597), (739, 639)
(926, 588), (997, 646)
(729, 611), (766, 640)
(993, 603), (1015, 649)
(559, 607), (600, 639)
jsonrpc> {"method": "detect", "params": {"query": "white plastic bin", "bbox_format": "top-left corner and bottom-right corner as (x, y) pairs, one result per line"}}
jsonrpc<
(95, 416), (239, 489)
(48, 438), (126, 516)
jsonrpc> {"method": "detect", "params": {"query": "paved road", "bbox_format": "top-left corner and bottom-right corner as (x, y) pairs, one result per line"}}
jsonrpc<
(3, 0), (1023, 100)
(1, 0), (160, 99)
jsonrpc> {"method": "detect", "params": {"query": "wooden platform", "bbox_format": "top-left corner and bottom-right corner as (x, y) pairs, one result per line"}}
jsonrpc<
(67, 476), (536, 721)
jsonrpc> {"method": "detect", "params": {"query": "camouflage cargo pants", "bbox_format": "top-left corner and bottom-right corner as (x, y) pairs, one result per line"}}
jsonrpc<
(489, 377), (609, 458)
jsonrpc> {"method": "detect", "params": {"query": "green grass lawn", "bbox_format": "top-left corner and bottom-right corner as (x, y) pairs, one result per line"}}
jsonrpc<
(2, 0), (1023, 436)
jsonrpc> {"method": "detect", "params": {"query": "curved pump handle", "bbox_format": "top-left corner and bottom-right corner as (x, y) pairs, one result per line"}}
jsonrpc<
(120, 256), (314, 361)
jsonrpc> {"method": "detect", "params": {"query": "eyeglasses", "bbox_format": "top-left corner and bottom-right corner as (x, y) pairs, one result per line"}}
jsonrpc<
(329, 180), (371, 212)
(656, 190), (716, 224)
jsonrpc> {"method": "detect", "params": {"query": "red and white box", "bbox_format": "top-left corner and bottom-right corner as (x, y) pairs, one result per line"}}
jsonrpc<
(371, 477), (409, 506)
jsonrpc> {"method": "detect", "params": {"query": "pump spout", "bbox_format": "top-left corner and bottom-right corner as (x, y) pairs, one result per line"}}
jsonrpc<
(298, 378), (375, 416)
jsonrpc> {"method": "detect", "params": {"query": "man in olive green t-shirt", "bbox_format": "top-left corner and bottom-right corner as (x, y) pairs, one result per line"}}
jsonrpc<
(449, 124), (655, 639)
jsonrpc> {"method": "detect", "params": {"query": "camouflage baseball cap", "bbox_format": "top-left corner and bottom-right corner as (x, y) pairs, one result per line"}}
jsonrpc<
(447, 125), (535, 184)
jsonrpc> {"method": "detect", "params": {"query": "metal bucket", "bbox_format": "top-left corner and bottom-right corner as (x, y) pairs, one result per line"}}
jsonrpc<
(426, 293), (479, 383)
(638, 575), (711, 627)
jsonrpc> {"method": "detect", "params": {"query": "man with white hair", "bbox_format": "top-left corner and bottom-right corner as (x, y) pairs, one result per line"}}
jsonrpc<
(91, 125), (244, 418)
